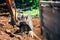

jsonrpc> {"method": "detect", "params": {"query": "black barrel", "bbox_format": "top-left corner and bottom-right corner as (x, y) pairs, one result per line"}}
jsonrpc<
(40, 1), (60, 40)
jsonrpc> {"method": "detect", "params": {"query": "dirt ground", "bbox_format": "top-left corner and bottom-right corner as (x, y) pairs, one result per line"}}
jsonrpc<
(0, 15), (43, 40)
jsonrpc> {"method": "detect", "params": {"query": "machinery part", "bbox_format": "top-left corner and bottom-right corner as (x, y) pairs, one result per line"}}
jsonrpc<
(40, 1), (60, 40)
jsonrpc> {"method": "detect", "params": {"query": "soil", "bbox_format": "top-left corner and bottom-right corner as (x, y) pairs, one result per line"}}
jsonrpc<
(0, 15), (43, 40)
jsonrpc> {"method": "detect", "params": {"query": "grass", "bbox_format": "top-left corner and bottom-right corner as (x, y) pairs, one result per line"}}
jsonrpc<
(23, 8), (40, 17)
(17, 8), (40, 18)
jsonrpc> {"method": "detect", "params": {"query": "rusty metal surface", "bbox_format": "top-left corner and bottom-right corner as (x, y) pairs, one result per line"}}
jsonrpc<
(40, 1), (60, 40)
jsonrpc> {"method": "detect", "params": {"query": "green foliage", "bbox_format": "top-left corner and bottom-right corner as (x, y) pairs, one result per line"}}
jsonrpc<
(30, 0), (39, 9)
(15, 0), (39, 9)
(15, 0), (40, 18)
(23, 9), (40, 17)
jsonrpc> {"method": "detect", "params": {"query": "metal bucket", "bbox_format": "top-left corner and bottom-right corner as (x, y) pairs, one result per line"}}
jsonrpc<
(40, 1), (60, 40)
